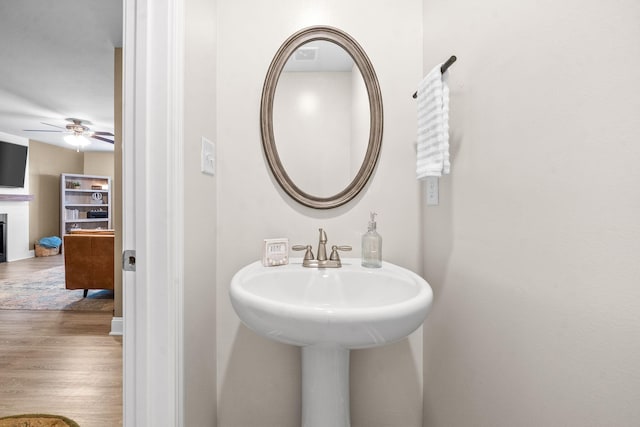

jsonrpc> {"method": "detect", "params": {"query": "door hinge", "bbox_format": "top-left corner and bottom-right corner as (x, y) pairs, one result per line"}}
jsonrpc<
(123, 250), (136, 271)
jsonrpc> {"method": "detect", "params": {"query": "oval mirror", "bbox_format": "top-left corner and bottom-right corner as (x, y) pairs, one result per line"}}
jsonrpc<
(260, 26), (383, 209)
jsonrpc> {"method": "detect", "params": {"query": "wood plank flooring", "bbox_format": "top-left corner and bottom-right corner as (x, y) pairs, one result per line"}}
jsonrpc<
(0, 253), (64, 279)
(0, 256), (122, 426)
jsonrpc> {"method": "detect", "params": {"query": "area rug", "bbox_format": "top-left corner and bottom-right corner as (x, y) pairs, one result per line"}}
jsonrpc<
(0, 413), (80, 427)
(0, 266), (113, 312)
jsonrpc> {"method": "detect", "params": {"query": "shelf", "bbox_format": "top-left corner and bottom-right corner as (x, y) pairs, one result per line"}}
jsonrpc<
(0, 194), (34, 202)
(64, 189), (109, 193)
(64, 204), (110, 207)
(63, 218), (109, 223)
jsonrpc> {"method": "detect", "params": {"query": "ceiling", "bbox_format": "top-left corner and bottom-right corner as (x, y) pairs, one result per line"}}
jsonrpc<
(0, 1), (123, 152)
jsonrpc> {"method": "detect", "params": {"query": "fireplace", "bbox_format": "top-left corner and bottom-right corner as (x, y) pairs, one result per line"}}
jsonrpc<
(0, 213), (6, 263)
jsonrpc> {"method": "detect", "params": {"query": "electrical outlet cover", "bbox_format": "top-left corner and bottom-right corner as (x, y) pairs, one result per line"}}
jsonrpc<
(426, 176), (439, 206)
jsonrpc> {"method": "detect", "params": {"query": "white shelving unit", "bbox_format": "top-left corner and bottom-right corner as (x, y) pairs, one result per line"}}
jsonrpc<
(60, 173), (112, 236)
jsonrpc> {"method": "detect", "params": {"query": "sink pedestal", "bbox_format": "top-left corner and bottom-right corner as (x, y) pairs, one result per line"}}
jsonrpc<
(302, 345), (350, 427)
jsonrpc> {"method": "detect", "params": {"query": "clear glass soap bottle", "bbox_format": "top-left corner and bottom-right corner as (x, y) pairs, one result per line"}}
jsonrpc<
(362, 212), (382, 268)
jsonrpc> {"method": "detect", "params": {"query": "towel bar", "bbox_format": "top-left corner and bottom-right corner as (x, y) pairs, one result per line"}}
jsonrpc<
(412, 55), (457, 99)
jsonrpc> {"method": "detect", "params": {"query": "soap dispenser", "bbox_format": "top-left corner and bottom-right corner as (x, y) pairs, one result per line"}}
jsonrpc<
(362, 212), (382, 268)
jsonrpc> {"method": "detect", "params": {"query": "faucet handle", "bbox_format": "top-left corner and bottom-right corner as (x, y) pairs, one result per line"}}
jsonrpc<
(292, 245), (314, 261)
(329, 245), (352, 261)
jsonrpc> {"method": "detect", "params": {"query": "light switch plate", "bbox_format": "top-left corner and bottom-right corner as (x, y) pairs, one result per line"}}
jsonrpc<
(201, 137), (215, 175)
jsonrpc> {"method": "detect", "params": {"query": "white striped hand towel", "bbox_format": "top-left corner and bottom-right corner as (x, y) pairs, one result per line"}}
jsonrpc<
(416, 63), (450, 179)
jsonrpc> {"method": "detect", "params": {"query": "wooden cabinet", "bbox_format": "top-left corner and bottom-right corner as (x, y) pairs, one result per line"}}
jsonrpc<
(60, 173), (112, 236)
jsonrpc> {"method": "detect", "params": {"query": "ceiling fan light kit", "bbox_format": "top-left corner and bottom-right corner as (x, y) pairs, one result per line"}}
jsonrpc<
(64, 134), (90, 147)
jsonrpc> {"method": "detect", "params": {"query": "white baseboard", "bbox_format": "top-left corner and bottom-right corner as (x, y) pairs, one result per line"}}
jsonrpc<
(8, 250), (35, 262)
(110, 316), (123, 336)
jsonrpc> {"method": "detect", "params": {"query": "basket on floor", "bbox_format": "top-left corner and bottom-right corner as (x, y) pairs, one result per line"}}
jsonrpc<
(35, 242), (60, 257)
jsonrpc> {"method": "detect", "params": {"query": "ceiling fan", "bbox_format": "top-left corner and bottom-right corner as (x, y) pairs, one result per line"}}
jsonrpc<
(24, 118), (114, 145)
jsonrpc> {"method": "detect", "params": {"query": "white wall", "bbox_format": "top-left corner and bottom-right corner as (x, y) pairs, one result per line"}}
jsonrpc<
(0, 131), (31, 261)
(422, 0), (640, 426)
(183, 0), (218, 424)
(217, 0), (423, 425)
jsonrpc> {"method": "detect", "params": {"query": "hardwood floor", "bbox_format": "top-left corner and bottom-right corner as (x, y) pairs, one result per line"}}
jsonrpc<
(0, 253), (64, 279)
(0, 256), (122, 426)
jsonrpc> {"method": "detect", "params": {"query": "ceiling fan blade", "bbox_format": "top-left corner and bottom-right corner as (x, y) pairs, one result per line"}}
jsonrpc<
(23, 129), (62, 132)
(93, 131), (115, 136)
(91, 135), (114, 144)
(41, 122), (66, 129)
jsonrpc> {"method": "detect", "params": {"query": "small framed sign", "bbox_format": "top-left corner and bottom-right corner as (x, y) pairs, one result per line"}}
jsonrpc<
(262, 238), (289, 267)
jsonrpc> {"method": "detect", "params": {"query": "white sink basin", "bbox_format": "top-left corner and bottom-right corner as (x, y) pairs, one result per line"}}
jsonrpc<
(230, 258), (433, 349)
(230, 258), (433, 427)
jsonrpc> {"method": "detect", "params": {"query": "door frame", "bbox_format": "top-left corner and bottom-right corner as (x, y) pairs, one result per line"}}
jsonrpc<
(122, 0), (185, 425)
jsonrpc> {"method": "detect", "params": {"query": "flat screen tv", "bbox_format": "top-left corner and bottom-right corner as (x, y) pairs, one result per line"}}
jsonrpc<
(0, 140), (28, 188)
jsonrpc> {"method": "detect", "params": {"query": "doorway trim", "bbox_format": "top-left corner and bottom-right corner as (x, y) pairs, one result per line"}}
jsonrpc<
(122, 0), (185, 425)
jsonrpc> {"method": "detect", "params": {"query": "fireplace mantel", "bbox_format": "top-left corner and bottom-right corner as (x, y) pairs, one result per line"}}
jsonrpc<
(0, 194), (34, 202)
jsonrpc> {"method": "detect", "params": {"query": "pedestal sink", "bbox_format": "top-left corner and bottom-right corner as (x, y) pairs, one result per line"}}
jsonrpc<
(230, 258), (433, 427)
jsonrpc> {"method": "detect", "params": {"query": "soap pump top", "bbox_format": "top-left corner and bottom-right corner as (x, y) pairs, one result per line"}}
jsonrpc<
(368, 212), (377, 232)
(362, 212), (382, 268)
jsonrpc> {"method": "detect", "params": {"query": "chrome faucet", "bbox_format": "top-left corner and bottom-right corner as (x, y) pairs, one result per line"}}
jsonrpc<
(293, 228), (351, 268)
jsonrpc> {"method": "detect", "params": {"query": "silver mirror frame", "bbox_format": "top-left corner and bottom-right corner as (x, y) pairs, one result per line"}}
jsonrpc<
(260, 26), (383, 209)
